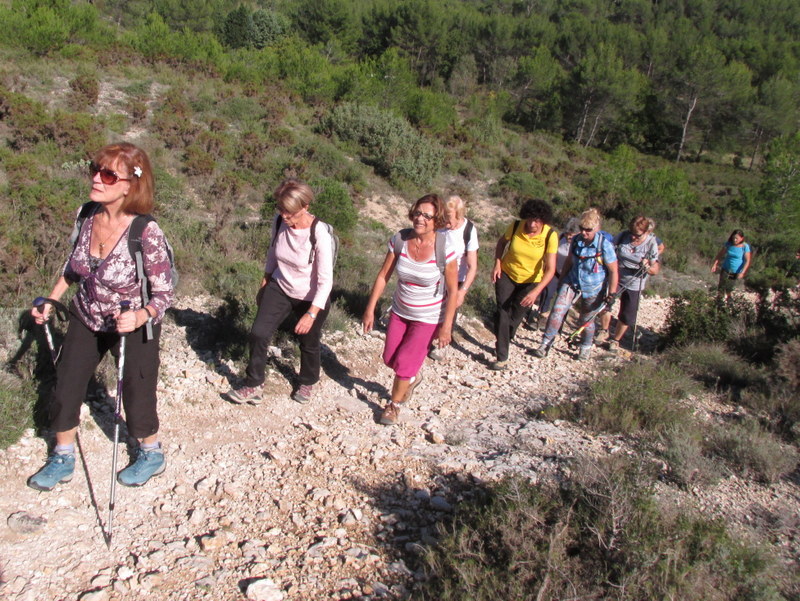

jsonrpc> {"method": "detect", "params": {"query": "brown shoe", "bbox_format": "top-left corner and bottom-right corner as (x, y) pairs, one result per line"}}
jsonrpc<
(379, 402), (401, 426)
(403, 371), (424, 403)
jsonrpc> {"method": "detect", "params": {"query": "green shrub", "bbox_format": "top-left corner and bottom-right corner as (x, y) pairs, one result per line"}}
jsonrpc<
(659, 424), (720, 488)
(660, 290), (733, 348)
(322, 102), (444, 186)
(419, 458), (781, 601)
(489, 172), (548, 210)
(582, 362), (697, 436)
(183, 144), (215, 176)
(665, 342), (766, 391)
(309, 177), (357, 234)
(705, 419), (798, 484)
(0, 373), (37, 449)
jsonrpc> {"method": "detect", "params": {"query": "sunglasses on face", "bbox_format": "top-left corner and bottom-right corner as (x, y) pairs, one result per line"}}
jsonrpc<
(580, 227), (594, 233)
(89, 162), (131, 186)
(412, 210), (435, 221)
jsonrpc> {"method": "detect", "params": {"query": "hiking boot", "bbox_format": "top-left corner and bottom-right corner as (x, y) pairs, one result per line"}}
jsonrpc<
(27, 452), (75, 492)
(292, 384), (313, 404)
(577, 345), (592, 361)
(379, 402), (401, 426)
(531, 341), (551, 358)
(227, 385), (263, 405)
(117, 445), (166, 487)
(403, 371), (424, 403)
(488, 360), (507, 371)
(594, 329), (610, 345)
(607, 339), (620, 354)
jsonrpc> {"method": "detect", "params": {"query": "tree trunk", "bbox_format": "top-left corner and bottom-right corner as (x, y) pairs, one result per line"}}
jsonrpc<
(676, 94), (698, 163)
(749, 127), (763, 171)
(576, 98), (591, 144)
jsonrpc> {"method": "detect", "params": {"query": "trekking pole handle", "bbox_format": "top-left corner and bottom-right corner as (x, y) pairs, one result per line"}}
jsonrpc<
(32, 297), (69, 321)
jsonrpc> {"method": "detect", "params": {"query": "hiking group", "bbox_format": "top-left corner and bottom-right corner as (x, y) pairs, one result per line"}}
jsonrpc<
(27, 140), (748, 497)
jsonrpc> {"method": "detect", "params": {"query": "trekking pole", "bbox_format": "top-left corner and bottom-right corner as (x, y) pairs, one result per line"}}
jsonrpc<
(631, 257), (652, 354)
(31, 297), (68, 365)
(107, 300), (131, 548)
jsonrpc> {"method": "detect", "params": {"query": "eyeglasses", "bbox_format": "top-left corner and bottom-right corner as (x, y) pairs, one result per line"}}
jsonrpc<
(90, 162), (131, 186)
(631, 231), (646, 239)
(580, 227), (594, 233)
(412, 210), (435, 221)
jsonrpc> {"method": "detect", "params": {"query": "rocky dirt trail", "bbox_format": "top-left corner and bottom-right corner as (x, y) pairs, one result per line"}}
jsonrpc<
(1, 293), (798, 600)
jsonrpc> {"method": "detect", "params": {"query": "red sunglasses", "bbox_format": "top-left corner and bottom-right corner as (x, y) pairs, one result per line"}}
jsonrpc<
(89, 162), (131, 186)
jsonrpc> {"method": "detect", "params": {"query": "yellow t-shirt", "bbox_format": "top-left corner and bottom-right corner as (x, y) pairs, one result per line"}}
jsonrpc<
(501, 222), (558, 284)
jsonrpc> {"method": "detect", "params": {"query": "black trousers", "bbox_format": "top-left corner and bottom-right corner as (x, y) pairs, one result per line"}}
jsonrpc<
(244, 280), (330, 388)
(494, 271), (536, 361)
(50, 309), (161, 438)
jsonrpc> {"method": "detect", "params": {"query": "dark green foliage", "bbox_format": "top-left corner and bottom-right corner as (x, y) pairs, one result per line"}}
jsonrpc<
(0, 376), (37, 449)
(489, 172), (547, 210)
(665, 343), (766, 392)
(419, 459), (782, 601)
(322, 102), (444, 185)
(183, 144), (215, 176)
(705, 418), (798, 484)
(309, 177), (357, 234)
(585, 362), (697, 436)
(661, 290), (737, 348)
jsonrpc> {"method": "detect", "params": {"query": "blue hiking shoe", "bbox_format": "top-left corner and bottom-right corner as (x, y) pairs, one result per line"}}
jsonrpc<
(117, 446), (166, 487)
(27, 452), (75, 492)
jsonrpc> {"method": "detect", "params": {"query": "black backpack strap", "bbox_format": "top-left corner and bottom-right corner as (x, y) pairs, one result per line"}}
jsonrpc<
(308, 216), (320, 264)
(463, 219), (474, 249)
(128, 214), (156, 340)
(394, 228), (414, 255)
(70, 201), (101, 250)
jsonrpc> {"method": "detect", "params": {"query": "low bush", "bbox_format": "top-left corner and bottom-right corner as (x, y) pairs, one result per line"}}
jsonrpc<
(584, 362), (697, 436)
(665, 342), (766, 392)
(489, 172), (548, 210)
(322, 102), (444, 186)
(309, 177), (357, 235)
(705, 418), (798, 484)
(67, 71), (99, 110)
(659, 424), (720, 487)
(418, 458), (781, 601)
(660, 289), (747, 348)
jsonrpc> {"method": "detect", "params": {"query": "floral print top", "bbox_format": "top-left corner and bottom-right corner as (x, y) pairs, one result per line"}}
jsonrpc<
(64, 211), (174, 332)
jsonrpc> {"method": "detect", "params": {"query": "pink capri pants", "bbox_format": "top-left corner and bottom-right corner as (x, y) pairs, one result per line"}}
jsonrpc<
(383, 312), (438, 380)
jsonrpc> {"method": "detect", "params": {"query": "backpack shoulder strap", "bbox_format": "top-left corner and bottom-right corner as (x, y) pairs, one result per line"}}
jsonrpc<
(544, 225), (555, 249)
(128, 213), (157, 341)
(70, 201), (101, 250)
(435, 230), (447, 296)
(394, 228), (414, 255)
(463, 219), (474, 248)
(307, 216), (320, 264)
(271, 215), (283, 247)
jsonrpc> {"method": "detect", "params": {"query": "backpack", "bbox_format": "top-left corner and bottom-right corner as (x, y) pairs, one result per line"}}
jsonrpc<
(70, 201), (178, 341)
(393, 228), (448, 296)
(271, 215), (339, 269)
(571, 232), (612, 271)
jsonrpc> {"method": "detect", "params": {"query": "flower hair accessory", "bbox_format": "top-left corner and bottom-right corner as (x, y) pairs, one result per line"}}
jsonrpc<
(133, 166), (143, 178)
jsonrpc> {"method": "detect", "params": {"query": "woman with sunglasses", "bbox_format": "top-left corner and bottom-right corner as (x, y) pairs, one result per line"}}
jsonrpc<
(28, 142), (174, 491)
(227, 179), (333, 405)
(711, 229), (751, 302)
(489, 198), (558, 370)
(533, 208), (618, 361)
(596, 215), (660, 353)
(362, 194), (459, 426)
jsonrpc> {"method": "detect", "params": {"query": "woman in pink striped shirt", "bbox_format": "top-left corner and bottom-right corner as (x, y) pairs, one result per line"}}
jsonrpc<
(362, 194), (459, 425)
(227, 179), (333, 405)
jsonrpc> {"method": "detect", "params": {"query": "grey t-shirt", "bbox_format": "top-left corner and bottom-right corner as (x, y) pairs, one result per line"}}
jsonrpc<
(614, 231), (660, 291)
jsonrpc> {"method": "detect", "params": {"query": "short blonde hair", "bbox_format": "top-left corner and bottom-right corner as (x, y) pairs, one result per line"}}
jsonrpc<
(579, 207), (602, 230)
(445, 195), (466, 219)
(274, 178), (314, 213)
(94, 143), (154, 215)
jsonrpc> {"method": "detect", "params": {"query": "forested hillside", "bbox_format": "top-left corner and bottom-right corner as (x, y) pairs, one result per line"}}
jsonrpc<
(1, 0), (799, 311)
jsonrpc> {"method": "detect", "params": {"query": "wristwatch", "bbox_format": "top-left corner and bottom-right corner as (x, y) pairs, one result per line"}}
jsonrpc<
(306, 311), (317, 320)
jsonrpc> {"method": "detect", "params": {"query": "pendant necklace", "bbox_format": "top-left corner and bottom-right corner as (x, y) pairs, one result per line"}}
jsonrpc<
(97, 216), (128, 255)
